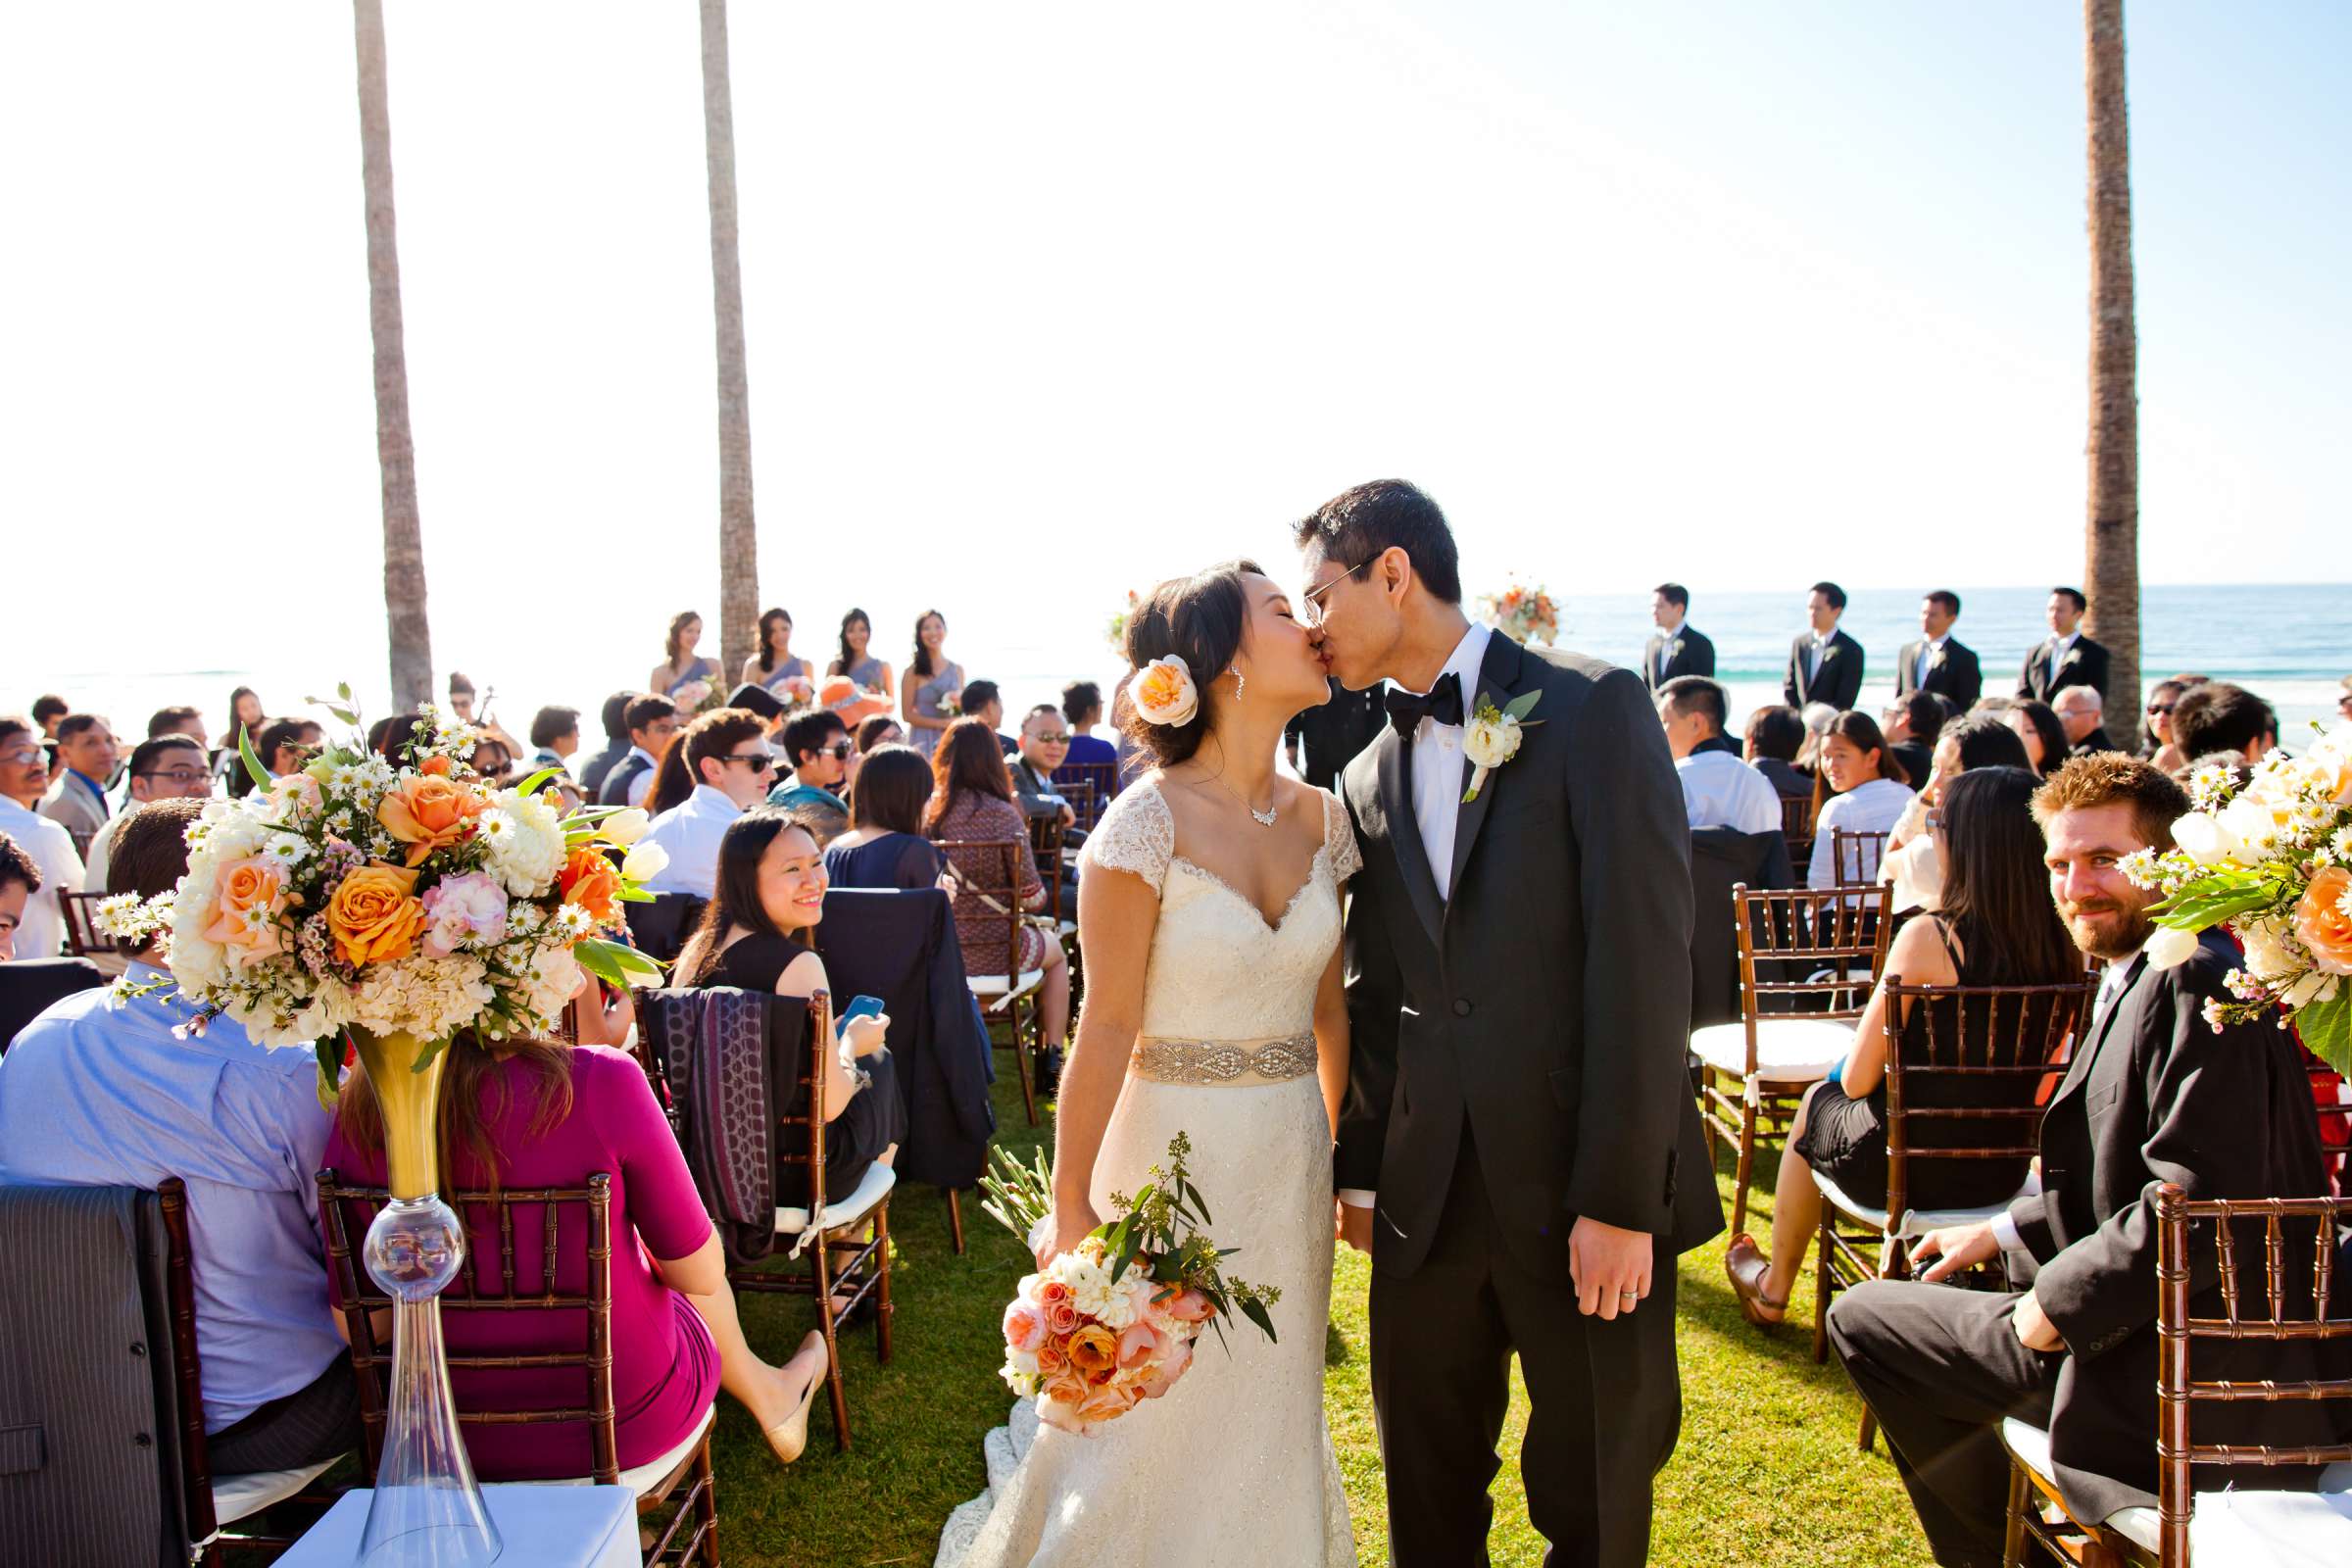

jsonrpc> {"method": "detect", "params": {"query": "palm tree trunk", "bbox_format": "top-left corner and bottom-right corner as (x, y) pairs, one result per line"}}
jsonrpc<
(700, 0), (759, 682)
(353, 0), (433, 713)
(2082, 0), (2139, 745)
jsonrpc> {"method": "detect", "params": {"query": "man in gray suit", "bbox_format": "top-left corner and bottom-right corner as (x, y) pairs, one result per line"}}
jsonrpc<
(1298, 480), (1721, 1568)
(37, 712), (119, 841)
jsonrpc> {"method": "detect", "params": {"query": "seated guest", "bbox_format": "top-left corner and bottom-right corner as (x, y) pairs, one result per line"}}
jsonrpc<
(1882, 714), (2034, 908)
(2004, 698), (2069, 778)
(855, 714), (904, 755)
(367, 711), (428, 766)
(528, 705), (580, 775)
(82, 734), (214, 890)
(1807, 710), (1914, 890)
(2051, 684), (2114, 756)
(1009, 706), (1079, 833)
(676, 808), (905, 1210)
(578, 691), (638, 799)
(0, 831), (103, 1043)
(146, 705), (207, 746)
(825, 746), (948, 890)
(2170, 680), (2277, 769)
(0, 715), (81, 961)
(928, 717), (1072, 1092)
(327, 976), (834, 1473)
(1827, 757), (2341, 1567)
(1058, 681), (1119, 773)
(815, 674), (891, 730)
(2137, 676), (2194, 769)
(1657, 677), (1781, 833)
(0, 799), (358, 1471)
(768, 709), (852, 814)
(1794, 701), (1838, 780)
(39, 712), (120, 840)
(599, 693), (681, 808)
(0, 830), (37, 960)
(253, 717), (324, 779)
(1742, 705), (1813, 800)
(957, 679), (1018, 757)
(1730, 766), (2076, 1327)
(30, 695), (69, 744)
(466, 736), (514, 786)
(1880, 691), (1943, 788)
(642, 709), (774, 899)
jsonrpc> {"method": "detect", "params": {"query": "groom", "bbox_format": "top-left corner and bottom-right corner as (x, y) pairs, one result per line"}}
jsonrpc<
(1298, 480), (1723, 1567)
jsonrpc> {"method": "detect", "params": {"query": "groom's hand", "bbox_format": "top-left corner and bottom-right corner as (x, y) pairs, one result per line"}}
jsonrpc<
(1335, 1199), (1373, 1255)
(1569, 1216), (1652, 1320)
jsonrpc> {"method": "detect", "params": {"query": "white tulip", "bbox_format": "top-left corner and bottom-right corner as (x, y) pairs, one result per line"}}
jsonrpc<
(2169, 812), (2235, 867)
(602, 808), (652, 846)
(621, 841), (670, 883)
(2215, 796), (2278, 865)
(2142, 924), (2200, 970)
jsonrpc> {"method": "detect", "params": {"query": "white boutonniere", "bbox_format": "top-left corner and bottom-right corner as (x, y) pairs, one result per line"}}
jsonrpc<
(1462, 690), (1544, 803)
(1669, 639), (1685, 660)
(2061, 648), (2081, 665)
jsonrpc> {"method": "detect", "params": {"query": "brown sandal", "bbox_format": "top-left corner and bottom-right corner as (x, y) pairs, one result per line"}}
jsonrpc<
(1724, 1235), (1789, 1327)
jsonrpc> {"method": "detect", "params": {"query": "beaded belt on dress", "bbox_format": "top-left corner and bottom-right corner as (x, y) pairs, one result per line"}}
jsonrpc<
(1130, 1031), (1317, 1088)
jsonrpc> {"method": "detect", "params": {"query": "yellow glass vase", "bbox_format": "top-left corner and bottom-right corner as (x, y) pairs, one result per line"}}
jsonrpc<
(348, 1027), (448, 1200)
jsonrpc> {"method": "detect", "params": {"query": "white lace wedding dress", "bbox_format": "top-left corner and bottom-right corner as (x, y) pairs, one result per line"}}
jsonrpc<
(935, 772), (1358, 1568)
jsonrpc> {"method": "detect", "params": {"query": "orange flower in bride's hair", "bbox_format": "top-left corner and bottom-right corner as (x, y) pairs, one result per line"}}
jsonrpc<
(377, 773), (487, 866)
(1065, 1323), (1119, 1377)
(558, 846), (621, 927)
(325, 863), (426, 967)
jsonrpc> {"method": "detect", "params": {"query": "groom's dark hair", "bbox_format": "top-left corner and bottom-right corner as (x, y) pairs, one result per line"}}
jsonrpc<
(1292, 479), (1460, 606)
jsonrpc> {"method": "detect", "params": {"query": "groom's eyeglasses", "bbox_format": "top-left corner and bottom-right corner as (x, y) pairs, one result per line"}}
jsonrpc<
(1301, 559), (1372, 625)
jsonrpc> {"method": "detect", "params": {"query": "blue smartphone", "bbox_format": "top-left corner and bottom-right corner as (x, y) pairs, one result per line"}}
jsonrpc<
(835, 995), (886, 1039)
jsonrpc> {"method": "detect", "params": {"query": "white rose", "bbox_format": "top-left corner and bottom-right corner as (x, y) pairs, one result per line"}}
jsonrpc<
(1463, 715), (1523, 770)
(2238, 915), (2296, 981)
(622, 841), (671, 883)
(2168, 811), (2236, 868)
(2142, 924), (2200, 970)
(602, 807), (652, 846)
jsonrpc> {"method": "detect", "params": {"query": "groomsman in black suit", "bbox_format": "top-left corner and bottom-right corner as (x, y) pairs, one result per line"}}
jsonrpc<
(2018, 586), (2112, 702)
(1642, 582), (1715, 696)
(1783, 581), (1865, 713)
(1893, 589), (1984, 710)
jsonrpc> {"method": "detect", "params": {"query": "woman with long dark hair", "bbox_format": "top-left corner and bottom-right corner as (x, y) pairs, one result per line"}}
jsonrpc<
(824, 745), (944, 890)
(1807, 710), (1914, 889)
(649, 611), (716, 709)
(827, 608), (894, 697)
(1728, 766), (2082, 1326)
(2005, 698), (2070, 777)
(324, 993), (835, 1470)
(742, 608), (813, 703)
(900, 610), (963, 758)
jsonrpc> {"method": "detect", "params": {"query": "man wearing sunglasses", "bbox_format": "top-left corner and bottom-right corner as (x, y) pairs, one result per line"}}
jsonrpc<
(81, 734), (215, 891)
(640, 709), (775, 898)
(767, 709), (853, 817)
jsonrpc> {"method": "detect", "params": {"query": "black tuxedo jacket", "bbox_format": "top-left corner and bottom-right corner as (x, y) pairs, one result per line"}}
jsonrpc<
(2069, 726), (2118, 759)
(1337, 635), (1723, 1285)
(2007, 934), (2341, 1525)
(1783, 628), (1865, 712)
(1640, 625), (1716, 694)
(1892, 637), (1983, 708)
(2018, 634), (2111, 702)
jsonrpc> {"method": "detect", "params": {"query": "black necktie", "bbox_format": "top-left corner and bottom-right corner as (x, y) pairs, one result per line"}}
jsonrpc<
(1386, 672), (1464, 737)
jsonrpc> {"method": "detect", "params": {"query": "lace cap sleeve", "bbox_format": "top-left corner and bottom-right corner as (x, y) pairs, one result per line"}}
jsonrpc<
(1321, 788), (1363, 883)
(1081, 776), (1174, 893)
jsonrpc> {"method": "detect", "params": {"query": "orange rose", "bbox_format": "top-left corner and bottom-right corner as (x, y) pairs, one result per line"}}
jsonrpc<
(2294, 865), (2352, 976)
(1065, 1323), (1119, 1378)
(558, 846), (620, 927)
(202, 855), (292, 965)
(1041, 1368), (1090, 1409)
(420, 755), (453, 777)
(326, 863), (426, 966)
(377, 774), (487, 866)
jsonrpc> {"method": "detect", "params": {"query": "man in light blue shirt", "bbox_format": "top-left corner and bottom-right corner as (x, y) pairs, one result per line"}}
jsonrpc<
(0, 798), (355, 1472)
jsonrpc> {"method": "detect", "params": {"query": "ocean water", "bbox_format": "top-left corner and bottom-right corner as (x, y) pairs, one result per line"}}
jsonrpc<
(16, 582), (2347, 755)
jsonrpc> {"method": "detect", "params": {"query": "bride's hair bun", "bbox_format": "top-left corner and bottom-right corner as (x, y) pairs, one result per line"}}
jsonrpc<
(1119, 560), (1260, 768)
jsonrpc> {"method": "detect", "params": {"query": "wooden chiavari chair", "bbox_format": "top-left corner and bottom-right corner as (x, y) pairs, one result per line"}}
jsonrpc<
(60, 889), (121, 958)
(318, 1170), (721, 1565)
(936, 836), (1047, 1125)
(1054, 760), (1120, 831)
(1781, 794), (1820, 869)
(2000, 1186), (2352, 1566)
(1830, 826), (1891, 889)
(1690, 883), (1892, 1237)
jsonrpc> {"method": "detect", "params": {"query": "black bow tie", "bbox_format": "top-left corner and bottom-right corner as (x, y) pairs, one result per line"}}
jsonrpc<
(1386, 672), (1464, 736)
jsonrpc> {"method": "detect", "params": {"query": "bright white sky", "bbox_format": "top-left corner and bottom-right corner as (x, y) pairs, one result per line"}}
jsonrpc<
(4, 2), (2345, 706)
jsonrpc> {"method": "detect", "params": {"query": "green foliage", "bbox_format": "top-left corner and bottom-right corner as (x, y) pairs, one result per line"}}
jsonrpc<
(2299, 994), (2352, 1079)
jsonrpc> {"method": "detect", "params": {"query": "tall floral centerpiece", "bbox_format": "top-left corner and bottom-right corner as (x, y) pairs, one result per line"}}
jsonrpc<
(2122, 724), (2352, 1073)
(105, 695), (665, 1565)
(1476, 578), (1560, 646)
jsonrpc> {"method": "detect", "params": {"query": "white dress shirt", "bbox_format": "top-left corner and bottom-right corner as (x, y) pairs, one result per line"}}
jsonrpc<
(640, 784), (744, 899)
(1652, 618), (1686, 682)
(1342, 621), (1494, 1215)
(2045, 630), (2081, 686)
(623, 746), (658, 808)
(1805, 632), (1831, 681)
(1673, 750), (1783, 834)
(1915, 635), (1949, 688)
(0, 795), (84, 960)
(1990, 948), (2139, 1253)
(80, 809), (128, 894)
(1806, 777), (1916, 890)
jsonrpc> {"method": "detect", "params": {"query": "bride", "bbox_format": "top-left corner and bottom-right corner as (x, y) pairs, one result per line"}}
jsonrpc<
(937, 561), (1358, 1567)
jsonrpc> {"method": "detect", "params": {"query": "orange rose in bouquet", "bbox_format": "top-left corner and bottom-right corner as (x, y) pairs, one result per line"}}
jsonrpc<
(377, 774), (487, 866)
(202, 855), (294, 966)
(558, 846), (622, 928)
(327, 863), (426, 966)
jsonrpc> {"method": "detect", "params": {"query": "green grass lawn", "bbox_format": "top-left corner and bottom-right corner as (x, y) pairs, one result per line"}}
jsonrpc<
(710, 1071), (1935, 1566)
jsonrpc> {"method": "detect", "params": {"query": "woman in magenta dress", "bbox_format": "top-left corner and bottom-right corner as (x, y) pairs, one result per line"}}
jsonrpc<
(325, 1012), (832, 1474)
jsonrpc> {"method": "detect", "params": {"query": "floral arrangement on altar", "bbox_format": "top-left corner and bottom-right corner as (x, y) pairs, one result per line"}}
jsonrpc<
(97, 689), (669, 1097)
(2122, 721), (2352, 1072)
(977, 1134), (1279, 1436)
(1477, 578), (1559, 646)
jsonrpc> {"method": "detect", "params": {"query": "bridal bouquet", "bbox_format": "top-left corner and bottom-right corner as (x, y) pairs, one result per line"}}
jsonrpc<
(97, 692), (669, 1099)
(2121, 721), (2352, 1072)
(978, 1134), (1280, 1436)
(1477, 578), (1560, 646)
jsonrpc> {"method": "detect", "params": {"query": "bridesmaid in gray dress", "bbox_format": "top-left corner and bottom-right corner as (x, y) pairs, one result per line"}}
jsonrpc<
(742, 607), (814, 702)
(901, 609), (964, 759)
(827, 607), (897, 696)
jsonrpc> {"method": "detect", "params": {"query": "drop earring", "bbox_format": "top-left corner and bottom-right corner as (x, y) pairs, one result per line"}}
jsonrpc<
(1228, 666), (1246, 702)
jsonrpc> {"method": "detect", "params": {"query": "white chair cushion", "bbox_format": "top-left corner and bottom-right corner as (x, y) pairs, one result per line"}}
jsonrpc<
(775, 1160), (897, 1237)
(1689, 1018), (1851, 1079)
(2003, 1417), (2352, 1563)
(210, 1455), (342, 1527)
(968, 970), (1046, 1011)
(1813, 1169), (2039, 1241)
(537, 1404), (714, 1498)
